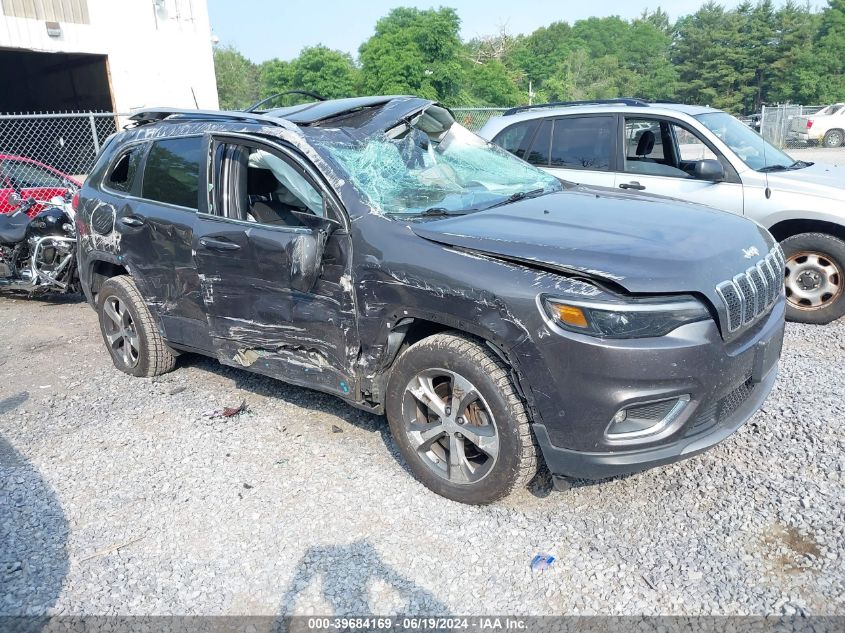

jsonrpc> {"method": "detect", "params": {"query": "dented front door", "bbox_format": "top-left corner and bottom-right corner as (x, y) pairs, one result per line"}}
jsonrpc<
(193, 136), (359, 399)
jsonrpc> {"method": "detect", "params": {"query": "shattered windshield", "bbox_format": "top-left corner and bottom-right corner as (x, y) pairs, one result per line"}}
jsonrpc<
(313, 106), (561, 217)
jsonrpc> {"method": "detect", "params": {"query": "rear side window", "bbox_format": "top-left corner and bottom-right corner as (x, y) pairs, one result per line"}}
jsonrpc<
(492, 120), (540, 160)
(550, 116), (614, 171)
(4, 160), (66, 188)
(141, 137), (202, 209)
(524, 119), (552, 166)
(105, 146), (143, 193)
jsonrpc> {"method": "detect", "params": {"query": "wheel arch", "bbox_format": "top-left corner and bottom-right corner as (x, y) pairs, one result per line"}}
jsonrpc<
(373, 313), (535, 419)
(767, 218), (845, 244)
(88, 256), (130, 299)
(823, 127), (844, 143)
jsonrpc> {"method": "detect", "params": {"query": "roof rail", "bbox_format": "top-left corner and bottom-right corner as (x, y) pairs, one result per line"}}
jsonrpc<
(503, 98), (650, 116)
(127, 108), (294, 129)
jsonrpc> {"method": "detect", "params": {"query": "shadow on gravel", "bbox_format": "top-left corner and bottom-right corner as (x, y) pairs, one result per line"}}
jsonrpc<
(0, 392), (69, 620)
(277, 540), (448, 616)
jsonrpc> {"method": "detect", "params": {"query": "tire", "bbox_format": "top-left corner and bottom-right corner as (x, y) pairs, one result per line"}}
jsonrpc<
(385, 332), (539, 504)
(96, 275), (177, 377)
(823, 129), (844, 148)
(781, 233), (845, 325)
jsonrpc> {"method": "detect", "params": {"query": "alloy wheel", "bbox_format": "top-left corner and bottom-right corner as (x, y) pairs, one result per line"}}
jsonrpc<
(103, 296), (140, 368)
(401, 368), (499, 485)
(784, 251), (843, 311)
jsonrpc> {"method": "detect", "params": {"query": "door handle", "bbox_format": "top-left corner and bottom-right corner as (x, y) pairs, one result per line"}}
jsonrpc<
(199, 237), (241, 251)
(619, 182), (646, 191)
(120, 216), (145, 227)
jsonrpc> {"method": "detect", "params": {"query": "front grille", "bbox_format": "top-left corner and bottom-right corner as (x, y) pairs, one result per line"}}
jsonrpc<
(685, 376), (754, 437)
(716, 245), (784, 333)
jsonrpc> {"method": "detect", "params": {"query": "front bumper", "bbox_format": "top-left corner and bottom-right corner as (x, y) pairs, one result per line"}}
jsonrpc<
(518, 296), (785, 480)
(534, 364), (777, 479)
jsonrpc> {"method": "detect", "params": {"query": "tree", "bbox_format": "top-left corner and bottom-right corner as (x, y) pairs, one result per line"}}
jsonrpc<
(461, 59), (524, 106)
(640, 7), (672, 34)
(290, 46), (359, 99)
(214, 3), (840, 116)
(258, 47), (358, 103)
(672, 2), (756, 113)
(506, 22), (575, 89)
(213, 45), (259, 110)
(359, 7), (464, 103)
(813, 0), (845, 102)
(258, 59), (294, 99)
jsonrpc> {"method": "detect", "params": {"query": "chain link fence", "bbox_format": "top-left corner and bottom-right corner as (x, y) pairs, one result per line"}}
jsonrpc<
(0, 109), (508, 182)
(0, 112), (124, 179)
(451, 107), (508, 132)
(760, 104), (827, 150)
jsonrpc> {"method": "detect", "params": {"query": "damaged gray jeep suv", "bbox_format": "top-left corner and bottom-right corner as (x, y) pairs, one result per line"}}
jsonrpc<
(77, 96), (785, 504)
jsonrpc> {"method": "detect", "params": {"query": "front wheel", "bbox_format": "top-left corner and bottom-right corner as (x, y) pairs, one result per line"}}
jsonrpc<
(96, 276), (177, 377)
(385, 332), (539, 504)
(781, 233), (845, 324)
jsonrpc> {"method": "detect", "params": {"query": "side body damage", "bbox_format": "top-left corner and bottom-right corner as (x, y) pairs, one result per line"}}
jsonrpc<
(77, 97), (785, 487)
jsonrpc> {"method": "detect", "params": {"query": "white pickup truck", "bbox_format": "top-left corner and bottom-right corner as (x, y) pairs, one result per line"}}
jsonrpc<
(791, 104), (845, 147)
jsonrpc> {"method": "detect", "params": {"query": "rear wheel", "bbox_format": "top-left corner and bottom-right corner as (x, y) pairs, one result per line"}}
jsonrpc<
(823, 129), (844, 148)
(385, 332), (538, 504)
(781, 233), (845, 324)
(96, 276), (177, 377)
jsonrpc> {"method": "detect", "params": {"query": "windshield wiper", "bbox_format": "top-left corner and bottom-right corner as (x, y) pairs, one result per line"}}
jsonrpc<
(758, 164), (790, 173)
(789, 160), (813, 169)
(483, 188), (549, 210)
(391, 207), (472, 219)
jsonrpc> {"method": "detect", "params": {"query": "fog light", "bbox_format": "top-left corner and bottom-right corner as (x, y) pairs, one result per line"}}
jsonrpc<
(607, 395), (690, 441)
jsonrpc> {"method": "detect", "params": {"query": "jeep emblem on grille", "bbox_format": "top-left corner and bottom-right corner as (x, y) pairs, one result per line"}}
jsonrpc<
(742, 246), (760, 259)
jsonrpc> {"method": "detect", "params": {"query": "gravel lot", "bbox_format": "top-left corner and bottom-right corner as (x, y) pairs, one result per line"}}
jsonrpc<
(1, 295), (843, 617)
(788, 146), (845, 166)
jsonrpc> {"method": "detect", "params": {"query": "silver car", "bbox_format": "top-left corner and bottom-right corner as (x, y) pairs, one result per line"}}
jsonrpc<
(479, 99), (845, 324)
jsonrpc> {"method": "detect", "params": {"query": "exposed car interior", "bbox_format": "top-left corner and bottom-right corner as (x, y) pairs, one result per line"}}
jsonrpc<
(215, 144), (325, 227)
(624, 119), (719, 179)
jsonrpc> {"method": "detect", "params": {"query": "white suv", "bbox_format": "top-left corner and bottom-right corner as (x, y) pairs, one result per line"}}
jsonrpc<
(479, 99), (845, 324)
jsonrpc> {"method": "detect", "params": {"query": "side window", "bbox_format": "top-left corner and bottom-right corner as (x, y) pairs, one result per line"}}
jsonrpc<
(104, 146), (142, 193)
(141, 137), (202, 209)
(550, 117), (613, 171)
(624, 118), (687, 178)
(5, 160), (66, 189)
(671, 124), (718, 163)
(492, 120), (540, 160)
(524, 119), (552, 166)
(212, 141), (326, 228)
(625, 119), (666, 162)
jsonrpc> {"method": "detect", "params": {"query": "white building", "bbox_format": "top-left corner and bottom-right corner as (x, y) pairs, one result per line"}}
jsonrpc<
(0, 0), (219, 114)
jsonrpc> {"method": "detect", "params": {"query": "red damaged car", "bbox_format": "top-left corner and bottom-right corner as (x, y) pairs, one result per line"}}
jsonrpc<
(0, 154), (81, 217)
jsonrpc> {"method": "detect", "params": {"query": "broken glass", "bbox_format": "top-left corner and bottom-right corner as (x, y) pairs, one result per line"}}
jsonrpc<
(314, 112), (561, 217)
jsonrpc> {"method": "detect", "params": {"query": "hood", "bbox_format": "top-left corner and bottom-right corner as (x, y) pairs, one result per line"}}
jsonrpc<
(411, 188), (773, 303)
(765, 162), (845, 200)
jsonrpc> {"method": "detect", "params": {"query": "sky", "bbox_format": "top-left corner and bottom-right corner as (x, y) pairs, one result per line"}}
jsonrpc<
(206, 0), (792, 63)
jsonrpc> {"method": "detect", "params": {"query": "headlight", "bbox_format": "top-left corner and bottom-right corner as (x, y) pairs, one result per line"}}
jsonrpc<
(541, 294), (711, 338)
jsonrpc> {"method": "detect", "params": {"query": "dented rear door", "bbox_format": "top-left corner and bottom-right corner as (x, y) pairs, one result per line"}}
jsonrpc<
(193, 134), (359, 399)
